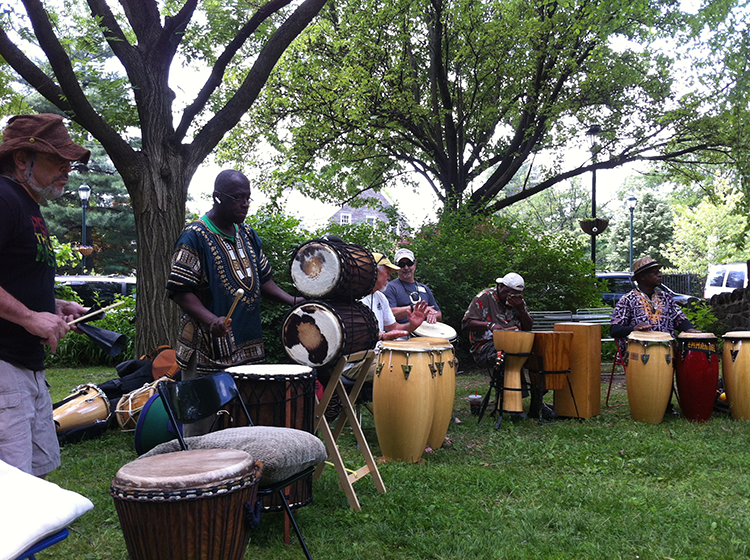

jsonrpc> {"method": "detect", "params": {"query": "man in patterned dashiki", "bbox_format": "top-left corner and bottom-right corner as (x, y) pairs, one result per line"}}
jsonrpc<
(167, 169), (299, 389)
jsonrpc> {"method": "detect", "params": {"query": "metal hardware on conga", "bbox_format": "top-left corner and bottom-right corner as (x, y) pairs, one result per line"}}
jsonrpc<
(290, 240), (376, 300)
(492, 330), (535, 413)
(111, 449), (262, 560)
(675, 332), (719, 422)
(412, 321), (458, 343)
(374, 340), (436, 462)
(722, 331), (750, 420)
(528, 331), (573, 391)
(53, 383), (111, 433)
(282, 300), (379, 368)
(225, 364), (316, 511)
(625, 331), (674, 423)
(115, 380), (158, 431)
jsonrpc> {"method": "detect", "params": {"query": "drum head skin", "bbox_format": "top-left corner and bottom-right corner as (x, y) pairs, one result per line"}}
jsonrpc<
(290, 242), (342, 298)
(627, 331), (673, 343)
(677, 332), (717, 340)
(724, 331), (750, 340)
(413, 321), (457, 341)
(226, 364), (313, 378)
(283, 302), (343, 367)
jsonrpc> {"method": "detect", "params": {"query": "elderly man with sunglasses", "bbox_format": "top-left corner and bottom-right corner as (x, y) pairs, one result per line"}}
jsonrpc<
(383, 248), (442, 326)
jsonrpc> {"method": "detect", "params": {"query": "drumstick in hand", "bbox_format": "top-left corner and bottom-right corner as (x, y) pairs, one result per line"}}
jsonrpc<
(225, 289), (244, 326)
(67, 300), (127, 326)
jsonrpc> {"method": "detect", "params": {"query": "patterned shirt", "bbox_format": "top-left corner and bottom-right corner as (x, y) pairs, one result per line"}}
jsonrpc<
(461, 287), (529, 351)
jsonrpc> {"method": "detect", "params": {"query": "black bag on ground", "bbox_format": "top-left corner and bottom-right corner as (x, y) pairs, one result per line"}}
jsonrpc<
(99, 363), (154, 402)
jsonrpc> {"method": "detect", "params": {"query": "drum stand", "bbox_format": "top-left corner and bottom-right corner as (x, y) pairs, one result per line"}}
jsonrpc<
(314, 350), (386, 511)
(477, 352), (528, 429)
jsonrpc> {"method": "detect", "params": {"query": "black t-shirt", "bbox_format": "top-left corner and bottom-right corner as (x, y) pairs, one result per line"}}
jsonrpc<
(0, 177), (56, 370)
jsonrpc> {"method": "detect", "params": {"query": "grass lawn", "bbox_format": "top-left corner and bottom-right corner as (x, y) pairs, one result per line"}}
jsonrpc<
(41, 365), (750, 560)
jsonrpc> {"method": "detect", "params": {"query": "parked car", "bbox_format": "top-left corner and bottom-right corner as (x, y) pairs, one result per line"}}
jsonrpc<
(704, 262), (748, 299)
(55, 275), (136, 307)
(596, 272), (699, 307)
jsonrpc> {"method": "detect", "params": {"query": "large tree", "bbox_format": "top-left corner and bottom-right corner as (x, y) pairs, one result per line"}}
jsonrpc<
(234, 0), (739, 213)
(0, 0), (328, 352)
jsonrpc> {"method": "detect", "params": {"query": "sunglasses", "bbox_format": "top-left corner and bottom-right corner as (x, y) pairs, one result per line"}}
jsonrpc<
(219, 191), (251, 203)
(398, 260), (414, 267)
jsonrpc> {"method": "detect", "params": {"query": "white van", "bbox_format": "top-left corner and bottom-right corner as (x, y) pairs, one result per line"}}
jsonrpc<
(704, 263), (748, 299)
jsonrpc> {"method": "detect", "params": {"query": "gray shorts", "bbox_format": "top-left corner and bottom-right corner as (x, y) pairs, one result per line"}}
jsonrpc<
(0, 361), (61, 476)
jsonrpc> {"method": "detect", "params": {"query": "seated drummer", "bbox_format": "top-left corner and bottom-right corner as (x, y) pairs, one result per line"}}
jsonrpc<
(383, 248), (442, 325)
(461, 273), (554, 420)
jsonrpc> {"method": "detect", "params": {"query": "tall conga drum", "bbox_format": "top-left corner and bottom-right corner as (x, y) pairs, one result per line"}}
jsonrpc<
(722, 331), (750, 420)
(111, 449), (262, 560)
(527, 331), (573, 391)
(493, 330), (535, 413)
(625, 331), (674, 423)
(374, 340), (436, 462)
(675, 332), (719, 422)
(224, 364), (316, 511)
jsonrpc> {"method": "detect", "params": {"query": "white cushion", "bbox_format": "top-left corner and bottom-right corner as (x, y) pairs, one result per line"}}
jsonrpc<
(0, 459), (94, 560)
(142, 426), (327, 485)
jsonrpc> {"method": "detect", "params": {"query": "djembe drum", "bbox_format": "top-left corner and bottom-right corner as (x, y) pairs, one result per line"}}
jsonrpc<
(675, 332), (719, 422)
(224, 364), (316, 511)
(722, 331), (750, 421)
(492, 330), (535, 413)
(374, 340), (436, 462)
(111, 449), (262, 560)
(289, 240), (376, 301)
(282, 300), (379, 368)
(625, 331), (674, 424)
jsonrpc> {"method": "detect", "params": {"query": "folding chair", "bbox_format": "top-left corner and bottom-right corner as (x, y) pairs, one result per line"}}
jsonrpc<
(15, 528), (69, 560)
(606, 344), (626, 407)
(157, 372), (325, 560)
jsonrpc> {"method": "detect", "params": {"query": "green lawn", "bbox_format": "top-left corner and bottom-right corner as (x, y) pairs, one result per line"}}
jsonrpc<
(41, 366), (750, 560)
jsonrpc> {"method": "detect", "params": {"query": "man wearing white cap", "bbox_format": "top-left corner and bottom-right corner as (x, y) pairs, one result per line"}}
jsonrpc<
(383, 248), (442, 325)
(462, 273), (533, 369)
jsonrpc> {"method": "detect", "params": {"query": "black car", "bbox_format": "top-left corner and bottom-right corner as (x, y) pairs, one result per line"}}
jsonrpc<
(596, 272), (699, 307)
(55, 275), (136, 307)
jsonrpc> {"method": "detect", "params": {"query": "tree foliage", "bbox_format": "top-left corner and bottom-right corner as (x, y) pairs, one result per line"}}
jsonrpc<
(235, 0), (738, 214)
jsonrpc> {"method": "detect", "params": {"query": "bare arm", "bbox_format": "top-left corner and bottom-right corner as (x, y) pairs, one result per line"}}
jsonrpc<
(0, 286), (71, 353)
(260, 279), (299, 306)
(171, 291), (230, 337)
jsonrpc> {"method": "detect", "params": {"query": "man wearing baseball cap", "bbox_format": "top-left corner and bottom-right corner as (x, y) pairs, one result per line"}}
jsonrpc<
(0, 113), (90, 476)
(383, 247), (442, 326)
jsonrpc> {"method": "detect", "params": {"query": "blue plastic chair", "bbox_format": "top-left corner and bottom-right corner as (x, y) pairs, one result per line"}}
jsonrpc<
(15, 528), (69, 560)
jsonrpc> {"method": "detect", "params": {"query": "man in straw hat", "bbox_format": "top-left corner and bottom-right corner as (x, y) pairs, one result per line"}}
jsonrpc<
(0, 113), (90, 476)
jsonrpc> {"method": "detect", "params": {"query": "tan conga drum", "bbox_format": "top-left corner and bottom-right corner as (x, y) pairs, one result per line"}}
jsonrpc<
(493, 330), (535, 413)
(111, 449), (262, 560)
(408, 336), (457, 450)
(528, 331), (574, 391)
(282, 300), (379, 368)
(290, 240), (376, 300)
(115, 380), (158, 431)
(374, 340), (436, 462)
(224, 364), (316, 511)
(722, 331), (750, 420)
(53, 383), (110, 433)
(625, 331), (674, 423)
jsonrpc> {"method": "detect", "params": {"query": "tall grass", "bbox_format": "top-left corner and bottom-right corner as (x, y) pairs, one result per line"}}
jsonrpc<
(43, 367), (750, 560)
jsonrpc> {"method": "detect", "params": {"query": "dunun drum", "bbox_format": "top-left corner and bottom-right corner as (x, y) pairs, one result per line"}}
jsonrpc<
(111, 449), (262, 560)
(493, 330), (535, 413)
(53, 383), (110, 433)
(675, 332), (719, 422)
(225, 364), (316, 511)
(289, 240), (376, 300)
(116, 380), (159, 431)
(374, 341), (436, 462)
(722, 331), (750, 421)
(625, 331), (674, 423)
(527, 331), (573, 391)
(282, 300), (379, 368)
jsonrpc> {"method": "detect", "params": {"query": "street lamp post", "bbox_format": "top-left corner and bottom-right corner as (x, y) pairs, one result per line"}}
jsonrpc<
(626, 195), (637, 272)
(586, 125), (601, 265)
(78, 184), (91, 273)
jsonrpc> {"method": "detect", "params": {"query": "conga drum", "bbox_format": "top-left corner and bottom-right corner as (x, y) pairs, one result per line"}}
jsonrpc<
(53, 383), (111, 432)
(224, 364), (316, 511)
(625, 331), (674, 423)
(675, 332), (719, 422)
(289, 240), (376, 300)
(111, 449), (262, 560)
(492, 330), (535, 413)
(412, 322), (458, 344)
(722, 331), (750, 420)
(282, 300), (379, 368)
(527, 331), (574, 391)
(374, 340), (436, 462)
(408, 337), (457, 450)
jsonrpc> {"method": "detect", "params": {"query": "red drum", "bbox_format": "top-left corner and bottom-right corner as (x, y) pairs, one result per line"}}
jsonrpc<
(675, 332), (719, 422)
(282, 300), (379, 368)
(722, 331), (750, 420)
(111, 449), (262, 560)
(290, 240), (376, 301)
(224, 364), (316, 511)
(625, 331), (673, 424)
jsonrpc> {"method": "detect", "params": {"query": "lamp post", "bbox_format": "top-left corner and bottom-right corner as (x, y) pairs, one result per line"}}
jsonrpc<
(77, 184), (91, 273)
(586, 125), (601, 264)
(626, 195), (637, 272)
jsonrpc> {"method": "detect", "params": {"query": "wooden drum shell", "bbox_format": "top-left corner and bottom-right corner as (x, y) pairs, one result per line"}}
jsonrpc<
(53, 383), (110, 433)
(675, 333), (719, 422)
(493, 330), (535, 413)
(723, 331), (750, 421)
(528, 331), (573, 391)
(625, 332), (674, 424)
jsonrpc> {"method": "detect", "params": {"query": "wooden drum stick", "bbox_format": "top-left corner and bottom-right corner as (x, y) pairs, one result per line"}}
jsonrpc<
(67, 300), (127, 326)
(225, 288), (244, 325)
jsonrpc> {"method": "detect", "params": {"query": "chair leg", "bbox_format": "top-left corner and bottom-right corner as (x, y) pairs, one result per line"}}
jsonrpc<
(279, 489), (313, 560)
(606, 346), (625, 407)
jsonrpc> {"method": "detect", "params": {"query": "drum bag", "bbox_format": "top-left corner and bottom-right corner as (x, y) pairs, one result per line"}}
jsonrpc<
(55, 419), (109, 445)
(115, 358), (152, 378)
(99, 364), (155, 402)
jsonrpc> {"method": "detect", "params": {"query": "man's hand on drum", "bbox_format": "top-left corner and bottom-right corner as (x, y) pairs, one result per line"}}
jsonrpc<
(381, 329), (409, 341)
(425, 306), (439, 324)
(406, 300), (428, 327)
(633, 322), (653, 331)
